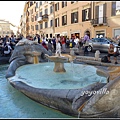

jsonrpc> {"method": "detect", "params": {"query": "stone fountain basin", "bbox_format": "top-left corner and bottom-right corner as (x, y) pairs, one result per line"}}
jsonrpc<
(6, 61), (108, 117)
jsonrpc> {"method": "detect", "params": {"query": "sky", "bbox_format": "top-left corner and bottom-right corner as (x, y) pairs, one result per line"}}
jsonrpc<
(0, 1), (25, 27)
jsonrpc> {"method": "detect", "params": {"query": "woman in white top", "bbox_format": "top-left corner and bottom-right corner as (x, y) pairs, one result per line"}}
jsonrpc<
(55, 35), (61, 56)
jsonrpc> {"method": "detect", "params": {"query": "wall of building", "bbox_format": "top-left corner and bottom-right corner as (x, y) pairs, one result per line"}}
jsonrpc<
(24, 1), (120, 39)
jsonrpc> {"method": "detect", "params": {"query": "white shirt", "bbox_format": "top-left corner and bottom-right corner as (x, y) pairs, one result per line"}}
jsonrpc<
(56, 42), (61, 54)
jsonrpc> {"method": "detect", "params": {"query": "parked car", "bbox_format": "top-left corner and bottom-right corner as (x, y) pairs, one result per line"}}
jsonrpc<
(87, 37), (120, 53)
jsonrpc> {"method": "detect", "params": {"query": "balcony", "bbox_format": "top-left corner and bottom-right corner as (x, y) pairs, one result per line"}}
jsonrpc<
(42, 14), (48, 21)
(91, 17), (107, 27)
(37, 17), (43, 23)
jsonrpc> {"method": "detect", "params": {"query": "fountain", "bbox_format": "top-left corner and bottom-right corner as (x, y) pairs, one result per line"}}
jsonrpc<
(45, 53), (76, 72)
(5, 38), (120, 118)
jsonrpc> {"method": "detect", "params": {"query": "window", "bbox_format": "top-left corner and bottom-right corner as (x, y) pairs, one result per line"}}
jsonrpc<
(71, 1), (74, 4)
(111, 2), (116, 16)
(82, 8), (91, 21)
(35, 25), (38, 30)
(62, 15), (67, 25)
(94, 4), (106, 24)
(39, 11), (42, 17)
(35, 16), (37, 21)
(62, 1), (67, 8)
(40, 1), (42, 6)
(36, 2), (38, 8)
(71, 11), (78, 23)
(55, 18), (59, 27)
(36, 13), (38, 19)
(55, 3), (59, 11)
(50, 6), (53, 14)
(40, 24), (43, 29)
(71, 1), (77, 4)
(111, 1), (120, 16)
(50, 20), (53, 27)
(45, 22), (48, 28)
(33, 26), (34, 31)
(45, 8), (48, 14)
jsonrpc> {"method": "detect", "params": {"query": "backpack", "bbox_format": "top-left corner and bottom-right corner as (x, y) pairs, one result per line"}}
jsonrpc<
(101, 56), (108, 63)
(4, 45), (8, 51)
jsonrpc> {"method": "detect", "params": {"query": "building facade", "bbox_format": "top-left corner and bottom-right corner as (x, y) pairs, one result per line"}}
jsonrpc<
(0, 19), (13, 37)
(24, 1), (120, 39)
(37, 1), (54, 38)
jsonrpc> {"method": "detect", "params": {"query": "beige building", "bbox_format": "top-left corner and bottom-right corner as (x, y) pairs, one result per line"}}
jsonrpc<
(25, 1), (120, 39)
(0, 19), (13, 37)
(37, 1), (54, 38)
(27, 1), (36, 36)
(54, 1), (120, 39)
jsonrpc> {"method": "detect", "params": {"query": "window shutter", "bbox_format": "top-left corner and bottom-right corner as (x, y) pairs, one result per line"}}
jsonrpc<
(58, 2), (59, 10)
(76, 11), (78, 23)
(66, 2), (67, 6)
(111, 2), (116, 16)
(82, 10), (85, 22)
(55, 18), (57, 27)
(103, 3), (106, 17)
(62, 16), (64, 25)
(95, 6), (99, 19)
(58, 18), (59, 26)
(88, 8), (91, 20)
(62, 2), (64, 8)
(55, 4), (57, 11)
(71, 13), (73, 23)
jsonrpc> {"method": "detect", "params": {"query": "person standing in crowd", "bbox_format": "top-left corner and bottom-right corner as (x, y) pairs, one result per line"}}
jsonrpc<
(83, 33), (90, 55)
(55, 34), (61, 56)
(107, 43), (119, 64)
(52, 36), (56, 53)
(34, 34), (40, 44)
(61, 36), (66, 53)
(48, 39), (53, 52)
(74, 36), (80, 48)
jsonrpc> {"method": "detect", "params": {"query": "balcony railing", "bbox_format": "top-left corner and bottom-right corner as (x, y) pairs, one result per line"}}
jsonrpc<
(91, 17), (107, 26)
(42, 14), (48, 21)
(37, 17), (43, 23)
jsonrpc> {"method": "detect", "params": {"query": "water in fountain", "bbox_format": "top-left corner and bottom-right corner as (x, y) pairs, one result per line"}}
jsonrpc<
(10, 62), (107, 89)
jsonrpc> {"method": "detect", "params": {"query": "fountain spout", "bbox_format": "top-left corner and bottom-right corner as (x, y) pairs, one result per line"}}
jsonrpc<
(45, 54), (76, 73)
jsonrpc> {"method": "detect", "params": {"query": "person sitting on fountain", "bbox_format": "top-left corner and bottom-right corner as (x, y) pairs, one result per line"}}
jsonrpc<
(55, 34), (62, 56)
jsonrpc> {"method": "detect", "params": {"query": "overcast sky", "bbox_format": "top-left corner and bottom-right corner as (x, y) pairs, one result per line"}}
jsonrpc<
(0, 1), (25, 27)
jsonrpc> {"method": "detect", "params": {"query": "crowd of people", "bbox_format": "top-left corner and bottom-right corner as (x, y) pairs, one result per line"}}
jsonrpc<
(0, 33), (120, 65)
(0, 35), (23, 57)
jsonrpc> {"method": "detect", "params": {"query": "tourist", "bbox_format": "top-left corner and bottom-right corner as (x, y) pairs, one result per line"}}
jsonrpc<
(55, 34), (61, 56)
(74, 36), (80, 48)
(107, 43), (119, 64)
(42, 41), (48, 50)
(61, 36), (66, 53)
(34, 34), (40, 44)
(83, 33), (90, 55)
(52, 36), (56, 52)
(48, 39), (52, 52)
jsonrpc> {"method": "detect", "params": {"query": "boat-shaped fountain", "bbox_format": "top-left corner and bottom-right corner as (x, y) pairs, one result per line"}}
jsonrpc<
(5, 38), (120, 118)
